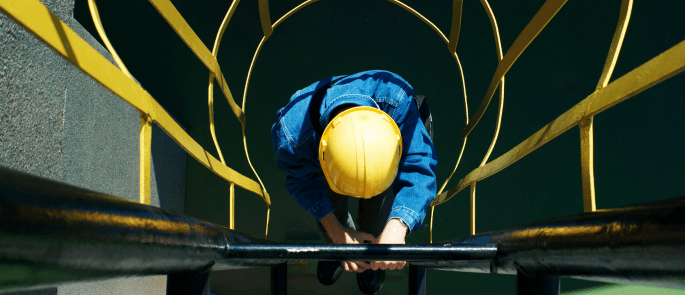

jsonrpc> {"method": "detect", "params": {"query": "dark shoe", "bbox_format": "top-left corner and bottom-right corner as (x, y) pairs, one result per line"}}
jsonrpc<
(356, 269), (385, 294)
(317, 261), (343, 286)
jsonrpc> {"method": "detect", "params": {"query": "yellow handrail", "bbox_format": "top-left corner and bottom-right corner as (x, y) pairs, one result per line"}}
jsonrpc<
(433, 39), (685, 207)
(0, 0), (266, 205)
(87, 0), (154, 206)
(3, 0), (683, 246)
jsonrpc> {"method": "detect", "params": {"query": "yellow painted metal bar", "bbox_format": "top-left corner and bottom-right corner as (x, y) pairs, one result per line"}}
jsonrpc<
(258, 0), (273, 39)
(580, 117), (596, 212)
(429, 206), (435, 243)
(209, 0), (241, 166)
(435, 0), (500, 207)
(430, 38), (471, 244)
(242, 37), (267, 113)
(433, 40), (685, 206)
(208, 75), (225, 164)
(215, 71), (246, 127)
(470, 183), (476, 236)
(463, 0), (568, 138)
(265, 206), (271, 240)
(0, 0), (267, 201)
(241, 128), (270, 205)
(147, 0), (217, 74)
(249, 0), (473, 207)
(447, 0), (463, 53)
(479, 79), (504, 167)
(244, 0), (322, 114)
(88, 0), (155, 205)
(218, 5), (272, 209)
(146, 0), (245, 127)
(229, 183), (235, 230)
(477, 0), (506, 167)
(479, 0), (503, 61)
(87, 0), (131, 79)
(234, 0), (318, 109)
(211, 0), (240, 57)
(206, 0), (271, 232)
(236, 1), (330, 212)
(139, 114), (152, 205)
(597, 0), (633, 90)
(149, 98), (268, 203)
(388, 0), (448, 44)
(272, 0), (319, 29)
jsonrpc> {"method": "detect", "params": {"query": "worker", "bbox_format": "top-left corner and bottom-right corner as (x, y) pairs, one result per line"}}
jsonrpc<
(271, 70), (437, 294)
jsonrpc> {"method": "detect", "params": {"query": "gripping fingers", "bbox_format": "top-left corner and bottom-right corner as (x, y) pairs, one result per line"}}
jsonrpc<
(349, 261), (359, 273)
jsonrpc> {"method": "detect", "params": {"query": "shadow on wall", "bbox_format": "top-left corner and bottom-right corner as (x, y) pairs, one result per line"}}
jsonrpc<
(152, 123), (187, 213)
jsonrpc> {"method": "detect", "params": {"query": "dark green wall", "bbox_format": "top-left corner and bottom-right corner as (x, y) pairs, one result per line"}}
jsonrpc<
(74, 0), (685, 294)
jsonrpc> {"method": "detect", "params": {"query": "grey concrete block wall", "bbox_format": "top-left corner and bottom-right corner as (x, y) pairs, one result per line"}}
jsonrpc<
(0, 0), (186, 293)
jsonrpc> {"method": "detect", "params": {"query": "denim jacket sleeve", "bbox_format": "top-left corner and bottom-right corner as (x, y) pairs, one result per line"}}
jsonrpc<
(271, 111), (335, 222)
(389, 91), (438, 234)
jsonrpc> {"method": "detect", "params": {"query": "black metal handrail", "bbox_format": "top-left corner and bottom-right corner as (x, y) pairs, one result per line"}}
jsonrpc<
(1, 166), (685, 293)
(431, 196), (685, 289)
(0, 167), (493, 291)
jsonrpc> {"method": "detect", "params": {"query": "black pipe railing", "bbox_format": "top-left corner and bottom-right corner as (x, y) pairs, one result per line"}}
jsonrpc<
(2, 166), (685, 293)
(432, 196), (685, 289)
(0, 167), (492, 291)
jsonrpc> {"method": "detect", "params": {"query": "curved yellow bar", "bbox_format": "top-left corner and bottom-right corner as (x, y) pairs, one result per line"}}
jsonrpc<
(433, 40), (685, 206)
(387, 0), (448, 44)
(597, 0), (633, 90)
(477, 0), (505, 168)
(273, 0), (319, 29)
(208, 0), (241, 166)
(579, 0), (632, 213)
(87, 0), (131, 79)
(463, 0), (568, 138)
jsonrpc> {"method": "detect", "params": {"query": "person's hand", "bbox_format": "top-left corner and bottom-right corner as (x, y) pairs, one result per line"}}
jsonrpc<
(331, 228), (375, 273)
(370, 218), (408, 271)
(320, 213), (375, 273)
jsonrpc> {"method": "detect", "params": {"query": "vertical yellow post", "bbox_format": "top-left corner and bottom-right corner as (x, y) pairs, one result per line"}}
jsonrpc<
(580, 117), (596, 212)
(429, 206), (435, 243)
(470, 183), (476, 235)
(229, 182), (235, 230)
(139, 113), (152, 205)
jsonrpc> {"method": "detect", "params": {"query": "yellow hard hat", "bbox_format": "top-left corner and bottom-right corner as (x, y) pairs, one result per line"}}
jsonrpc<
(319, 106), (402, 199)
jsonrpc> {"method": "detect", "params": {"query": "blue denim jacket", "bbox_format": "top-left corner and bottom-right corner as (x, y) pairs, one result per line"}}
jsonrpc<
(271, 70), (437, 234)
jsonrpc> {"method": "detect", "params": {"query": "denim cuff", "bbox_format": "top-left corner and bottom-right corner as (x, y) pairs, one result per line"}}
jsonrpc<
(389, 206), (421, 234)
(310, 197), (335, 221)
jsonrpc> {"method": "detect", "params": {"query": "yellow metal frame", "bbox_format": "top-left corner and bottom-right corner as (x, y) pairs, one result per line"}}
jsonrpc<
(0, 0), (270, 236)
(1, 0), (683, 243)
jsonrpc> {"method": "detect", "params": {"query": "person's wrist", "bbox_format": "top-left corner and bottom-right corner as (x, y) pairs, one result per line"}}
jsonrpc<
(320, 212), (344, 237)
(388, 218), (408, 232)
